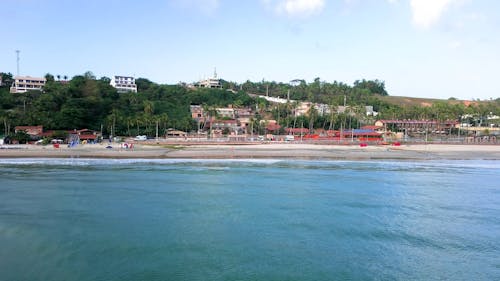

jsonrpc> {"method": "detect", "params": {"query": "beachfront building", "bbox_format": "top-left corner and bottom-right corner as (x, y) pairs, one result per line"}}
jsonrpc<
(210, 120), (242, 136)
(340, 129), (383, 141)
(375, 120), (458, 136)
(14, 125), (44, 136)
(10, 76), (46, 93)
(110, 75), (137, 93)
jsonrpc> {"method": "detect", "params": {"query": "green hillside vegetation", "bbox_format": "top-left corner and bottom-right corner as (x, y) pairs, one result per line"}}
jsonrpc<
(1, 72), (499, 138)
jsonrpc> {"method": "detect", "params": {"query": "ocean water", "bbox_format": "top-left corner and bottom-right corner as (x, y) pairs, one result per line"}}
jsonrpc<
(0, 158), (499, 281)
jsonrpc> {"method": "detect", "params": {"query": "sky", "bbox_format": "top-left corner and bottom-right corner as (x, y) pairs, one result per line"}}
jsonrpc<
(1, 0), (499, 100)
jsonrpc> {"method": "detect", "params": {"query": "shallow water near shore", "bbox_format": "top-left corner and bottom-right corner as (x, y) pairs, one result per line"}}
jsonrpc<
(1, 159), (499, 280)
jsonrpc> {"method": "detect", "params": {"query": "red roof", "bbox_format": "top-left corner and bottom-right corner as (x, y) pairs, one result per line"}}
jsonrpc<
(14, 125), (43, 136)
(79, 134), (97, 140)
(361, 125), (382, 130)
(266, 123), (281, 131)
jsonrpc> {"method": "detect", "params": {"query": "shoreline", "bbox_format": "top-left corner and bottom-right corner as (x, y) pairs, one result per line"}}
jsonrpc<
(1, 143), (499, 161)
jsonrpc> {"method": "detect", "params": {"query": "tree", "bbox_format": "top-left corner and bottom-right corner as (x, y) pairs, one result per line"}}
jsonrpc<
(1, 72), (14, 87)
(11, 130), (31, 144)
(353, 79), (388, 96)
(45, 73), (55, 82)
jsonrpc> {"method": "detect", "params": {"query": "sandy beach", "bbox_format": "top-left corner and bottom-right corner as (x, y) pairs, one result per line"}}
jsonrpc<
(1, 143), (499, 160)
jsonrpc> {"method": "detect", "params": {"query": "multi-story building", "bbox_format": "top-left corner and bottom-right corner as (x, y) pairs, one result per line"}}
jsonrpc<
(196, 69), (222, 89)
(10, 76), (46, 93)
(216, 107), (236, 119)
(110, 75), (137, 93)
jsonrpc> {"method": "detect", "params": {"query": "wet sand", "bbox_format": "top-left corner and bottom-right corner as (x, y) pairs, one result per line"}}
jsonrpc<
(1, 143), (499, 160)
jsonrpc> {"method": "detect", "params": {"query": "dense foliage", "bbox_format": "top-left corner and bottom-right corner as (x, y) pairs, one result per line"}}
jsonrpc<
(1, 72), (499, 138)
(0, 72), (255, 137)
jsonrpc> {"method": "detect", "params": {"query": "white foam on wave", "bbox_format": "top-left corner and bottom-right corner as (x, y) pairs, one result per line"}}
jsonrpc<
(275, 159), (500, 171)
(0, 158), (285, 166)
(0, 158), (498, 172)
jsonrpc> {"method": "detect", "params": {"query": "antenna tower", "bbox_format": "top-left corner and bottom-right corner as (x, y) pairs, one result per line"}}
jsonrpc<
(15, 50), (20, 76)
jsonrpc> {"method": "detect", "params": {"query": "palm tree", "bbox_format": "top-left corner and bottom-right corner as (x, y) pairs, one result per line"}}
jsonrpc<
(328, 101), (338, 130)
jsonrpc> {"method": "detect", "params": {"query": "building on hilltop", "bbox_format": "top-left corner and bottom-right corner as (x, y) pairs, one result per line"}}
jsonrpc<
(110, 75), (137, 93)
(10, 76), (46, 93)
(196, 69), (222, 89)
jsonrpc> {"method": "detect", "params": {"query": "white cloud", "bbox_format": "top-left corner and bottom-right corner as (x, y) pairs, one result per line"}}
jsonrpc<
(265, 0), (325, 18)
(449, 40), (462, 49)
(410, 0), (456, 28)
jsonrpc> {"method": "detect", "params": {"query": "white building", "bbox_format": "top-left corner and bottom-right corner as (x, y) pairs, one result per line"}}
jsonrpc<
(216, 107), (236, 119)
(196, 69), (222, 89)
(10, 76), (46, 93)
(365, 106), (379, 117)
(110, 75), (137, 93)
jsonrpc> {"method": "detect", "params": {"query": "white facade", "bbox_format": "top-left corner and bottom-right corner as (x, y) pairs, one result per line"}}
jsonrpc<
(198, 77), (222, 88)
(216, 107), (236, 119)
(197, 69), (222, 89)
(10, 76), (46, 93)
(110, 75), (137, 93)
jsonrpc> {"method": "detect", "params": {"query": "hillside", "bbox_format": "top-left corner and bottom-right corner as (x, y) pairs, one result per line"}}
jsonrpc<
(378, 96), (482, 107)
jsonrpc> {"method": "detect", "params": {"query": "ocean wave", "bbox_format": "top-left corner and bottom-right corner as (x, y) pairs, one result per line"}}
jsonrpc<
(0, 158), (284, 167)
(0, 158), (498, 172)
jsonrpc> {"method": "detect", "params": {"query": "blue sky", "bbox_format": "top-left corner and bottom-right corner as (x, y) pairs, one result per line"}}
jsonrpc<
(1, 0), (499, 100)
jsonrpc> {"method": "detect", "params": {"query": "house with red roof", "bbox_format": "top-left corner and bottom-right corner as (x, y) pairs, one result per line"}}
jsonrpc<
(14, 125), (43, 137)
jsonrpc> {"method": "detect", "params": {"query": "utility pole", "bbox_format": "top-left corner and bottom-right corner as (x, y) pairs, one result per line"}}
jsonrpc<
(156, 120), (159, 141)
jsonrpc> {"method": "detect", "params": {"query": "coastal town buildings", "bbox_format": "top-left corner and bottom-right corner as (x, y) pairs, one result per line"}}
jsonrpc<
(190, 105), (257, 135)
(190, 105), (205, 122)
(374, 120), (458, 135)
(12, 125), (101, 143)
(216, 107), (236, 119)
(110, 75), (137, 93)
(9, 76), (46, 93)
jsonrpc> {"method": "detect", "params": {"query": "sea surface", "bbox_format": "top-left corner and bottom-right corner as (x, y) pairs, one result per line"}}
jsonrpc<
(0, 158), (499, 281)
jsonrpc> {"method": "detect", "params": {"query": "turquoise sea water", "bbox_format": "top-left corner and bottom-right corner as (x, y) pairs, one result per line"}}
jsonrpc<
(0, 159), (499, 281)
